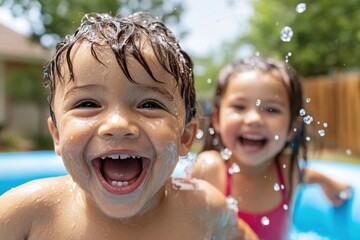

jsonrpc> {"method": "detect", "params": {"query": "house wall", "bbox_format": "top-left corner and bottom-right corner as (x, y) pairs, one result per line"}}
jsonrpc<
(0, 61), (6, 127)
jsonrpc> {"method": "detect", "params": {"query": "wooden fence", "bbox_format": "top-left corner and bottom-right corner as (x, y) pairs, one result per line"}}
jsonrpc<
(302, 71), (360, 155)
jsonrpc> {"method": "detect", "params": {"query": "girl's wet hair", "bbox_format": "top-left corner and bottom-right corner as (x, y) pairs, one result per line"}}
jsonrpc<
(202, 56), (307, 199)
(43, 12), (196, 126)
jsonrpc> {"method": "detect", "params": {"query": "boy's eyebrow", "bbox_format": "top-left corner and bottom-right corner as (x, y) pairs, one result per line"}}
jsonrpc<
(64, 84), (103, 100)
(138, 85), (175, 102)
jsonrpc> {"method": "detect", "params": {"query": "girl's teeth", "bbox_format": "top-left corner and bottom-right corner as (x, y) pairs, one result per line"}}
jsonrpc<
(111, 180), (129, 187)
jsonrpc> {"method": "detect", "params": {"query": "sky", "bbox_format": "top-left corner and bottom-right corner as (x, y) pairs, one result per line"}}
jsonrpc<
(0, 0), (253, 56)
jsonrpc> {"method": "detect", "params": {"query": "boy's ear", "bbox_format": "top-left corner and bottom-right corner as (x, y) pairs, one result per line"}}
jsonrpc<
(180, 118), (198, 156)
(47, 117), (61, 156)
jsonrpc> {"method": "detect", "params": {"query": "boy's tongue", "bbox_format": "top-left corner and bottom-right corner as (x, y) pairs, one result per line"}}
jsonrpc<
(102, 158), (141, 182)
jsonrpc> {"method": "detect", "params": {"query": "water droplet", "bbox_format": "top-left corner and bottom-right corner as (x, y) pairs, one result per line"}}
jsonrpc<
(299, 108), (306, 116)
(306, 98), (311, 103)
(303, 115), (313, 124)
(273, 183), (280, 191)
(282, 164), (286, 169)
(283, 204), (289, 210)
(274, 135), (280, 141)
(338, 188), (352, 200)
(256, 99), (261, 106)
(208, 127), (215, 135)
(254, 51), (260, 56)
(207, 78), (212, 84)
(221, 148), (232, 160)
(196, 129), (204, 139)
(323, 122), (328, 128)
(226, 196), (239, 212)
(261, 216), (270, 226)
(306, 136), (311, 141)
(293, 128), (298, 132)
(280, 184), (285, 190)
(345, 149), (352, 155)
(318, 129), (326, 137)
(280, 26), (293, 42)
(296, 3), (307, 13)
(228, 163), (241, 174)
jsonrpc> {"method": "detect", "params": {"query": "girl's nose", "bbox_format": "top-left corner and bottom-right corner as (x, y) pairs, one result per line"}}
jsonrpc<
(98, 111), (139, 139)
(244, 109), (263, 125)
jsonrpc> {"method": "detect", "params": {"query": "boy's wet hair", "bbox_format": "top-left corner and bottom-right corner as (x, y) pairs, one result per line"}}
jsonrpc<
(43, 12), (196, 126)
(202, 56), (307, 199)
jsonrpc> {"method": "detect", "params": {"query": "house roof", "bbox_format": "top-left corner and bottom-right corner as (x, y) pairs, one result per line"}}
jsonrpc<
(0, 23), (50, 62)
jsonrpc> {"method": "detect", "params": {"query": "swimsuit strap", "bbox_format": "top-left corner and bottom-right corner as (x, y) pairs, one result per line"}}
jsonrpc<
(225, 160), (288, 202)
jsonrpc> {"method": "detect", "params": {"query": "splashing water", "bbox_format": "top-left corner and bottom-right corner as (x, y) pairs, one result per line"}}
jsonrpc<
(296, 3), (307, 13)
(318, 129), (326, 137)
(226, 196), (239, 213)
(196, 129), (204, 139)
(228, 163), (240, 174)
(303, 115), (313, 124)
(208, 127), (215, 135)
(221, 148), (232, 161)
(345, 149), (352, 155)
(273, 183), (280, 191)
(261, 216), (270, 226)
(280, 26), (293, 42)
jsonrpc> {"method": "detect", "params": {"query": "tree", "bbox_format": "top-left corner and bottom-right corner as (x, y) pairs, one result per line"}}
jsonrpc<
(0, 0), (185, 48)
(233, 0), (360, 76)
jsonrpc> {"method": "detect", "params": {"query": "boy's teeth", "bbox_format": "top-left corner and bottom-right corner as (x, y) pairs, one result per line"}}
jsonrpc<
(111, 180), (129, 187)
(101, 154), (136, 160)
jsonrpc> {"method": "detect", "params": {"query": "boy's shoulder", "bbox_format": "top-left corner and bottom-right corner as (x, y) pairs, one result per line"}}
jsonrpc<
(0, 176), (73, 238)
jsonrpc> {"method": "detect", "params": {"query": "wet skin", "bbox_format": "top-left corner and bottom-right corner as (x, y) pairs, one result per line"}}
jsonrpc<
(48, 41), (193, 219)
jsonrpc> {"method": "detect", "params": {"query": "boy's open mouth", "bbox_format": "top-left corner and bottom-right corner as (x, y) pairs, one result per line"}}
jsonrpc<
(92, 154), (150, 195)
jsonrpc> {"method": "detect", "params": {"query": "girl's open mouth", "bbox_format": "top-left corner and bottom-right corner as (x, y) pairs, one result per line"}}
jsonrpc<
(239, 135), (268, 151)
(92, 154), (150, 195)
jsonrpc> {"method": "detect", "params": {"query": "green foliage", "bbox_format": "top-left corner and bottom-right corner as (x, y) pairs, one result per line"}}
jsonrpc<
(235, 0), (360, 76)
(4, 65), (46, 105)
(1, 0), (185, 48)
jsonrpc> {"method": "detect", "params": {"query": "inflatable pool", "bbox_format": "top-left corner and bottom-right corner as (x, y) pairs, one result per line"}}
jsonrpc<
(1, 151), (359, 239)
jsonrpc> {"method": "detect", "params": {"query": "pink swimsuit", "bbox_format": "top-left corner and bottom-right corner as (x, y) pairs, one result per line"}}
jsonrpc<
(225, 162), (290, 240)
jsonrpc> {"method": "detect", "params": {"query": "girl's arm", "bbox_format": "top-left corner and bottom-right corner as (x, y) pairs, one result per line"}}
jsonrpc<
(303, 168), (351, 206)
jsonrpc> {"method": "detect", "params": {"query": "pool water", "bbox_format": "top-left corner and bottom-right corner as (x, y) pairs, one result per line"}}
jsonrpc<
(1, 151), (359, 239)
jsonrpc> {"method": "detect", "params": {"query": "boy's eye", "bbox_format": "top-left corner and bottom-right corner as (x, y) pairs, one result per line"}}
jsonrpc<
(139, 100), (164, 109)
(233, 104), (246, 111)
(75, 100), (100, 108)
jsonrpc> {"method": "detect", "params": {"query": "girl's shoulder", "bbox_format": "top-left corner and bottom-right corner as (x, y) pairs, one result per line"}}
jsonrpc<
(192, 150), (227, 193)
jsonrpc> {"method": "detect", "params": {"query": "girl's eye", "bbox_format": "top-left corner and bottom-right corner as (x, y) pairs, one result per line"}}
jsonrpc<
(266, 107), (281, 113)
(75, 101), (100, 109)
(139, 100), (164, 109)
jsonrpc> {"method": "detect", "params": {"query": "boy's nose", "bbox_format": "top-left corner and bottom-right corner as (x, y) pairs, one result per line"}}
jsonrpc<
(243, 109), (263, 126)
(98, 111), (139, 138)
